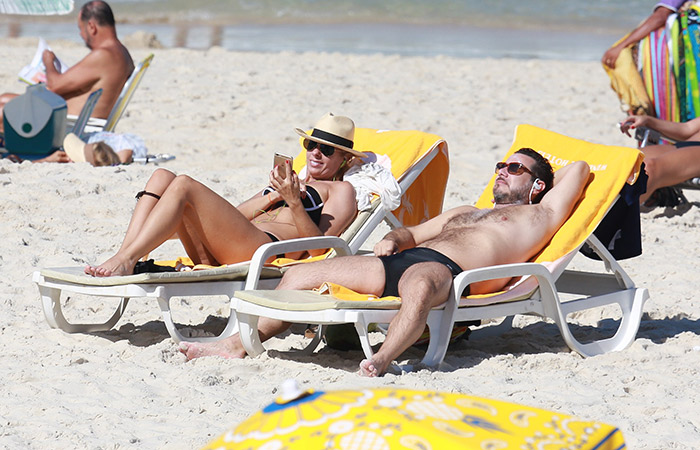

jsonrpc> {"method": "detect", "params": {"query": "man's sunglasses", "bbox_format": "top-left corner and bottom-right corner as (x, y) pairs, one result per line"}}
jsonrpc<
(495, 161), (534, 176)
(303, 139), (337, 157)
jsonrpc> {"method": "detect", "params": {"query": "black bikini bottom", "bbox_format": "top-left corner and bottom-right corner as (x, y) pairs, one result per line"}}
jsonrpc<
(377, 247), (465, 297)
(675, 141), (700, 148)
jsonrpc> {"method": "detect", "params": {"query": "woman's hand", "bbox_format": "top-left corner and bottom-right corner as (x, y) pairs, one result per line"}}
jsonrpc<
(269, 159), (301, 206)
(619, 115), (647, 137)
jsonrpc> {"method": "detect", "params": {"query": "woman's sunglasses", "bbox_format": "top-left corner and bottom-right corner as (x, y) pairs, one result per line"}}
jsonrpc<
(303, 139), (337, 157)
(495, 161), (534, 176)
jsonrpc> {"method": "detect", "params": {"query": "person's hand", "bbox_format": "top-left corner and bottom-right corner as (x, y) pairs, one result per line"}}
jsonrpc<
(619, 115), (646, 137)
(269, 159), (301, 205)
(41, 49), (56, 68)
(602, 46), (622, 69)
(373, 238), (398, 257)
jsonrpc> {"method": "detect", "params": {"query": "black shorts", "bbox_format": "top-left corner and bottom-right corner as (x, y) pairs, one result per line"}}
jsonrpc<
(377, 247), (464, 297)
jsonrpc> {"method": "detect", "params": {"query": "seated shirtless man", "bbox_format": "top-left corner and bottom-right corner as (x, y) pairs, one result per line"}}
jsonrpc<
(180, 149), (590, 376)
(0, 0), (134, 142)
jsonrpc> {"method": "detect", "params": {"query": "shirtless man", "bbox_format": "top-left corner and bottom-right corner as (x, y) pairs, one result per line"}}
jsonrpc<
(619, 114), (700, 204)
(180, 149), (590, 376)
(0, 0), (134, 136)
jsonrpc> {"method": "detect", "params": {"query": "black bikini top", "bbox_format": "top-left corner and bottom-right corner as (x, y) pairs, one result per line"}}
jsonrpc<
(262, 185), (324, 225)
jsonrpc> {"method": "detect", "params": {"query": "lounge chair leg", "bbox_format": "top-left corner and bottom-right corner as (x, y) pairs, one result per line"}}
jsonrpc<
(353, 318), (375, 361)
(156, 294), (241, 344)
(556, 287), (649, 357)
(38, 284), (129, 333)
(236, 312), (266, 357)
(421, 310), (453, 367)
(299, 324), (324, 355)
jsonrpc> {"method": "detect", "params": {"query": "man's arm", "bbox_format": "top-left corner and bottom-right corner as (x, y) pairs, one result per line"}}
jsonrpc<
(43, 49), (103, 98)
(539, 161), (590, 226)
(373, 205), (477, 256)
(620, 115), (700, 142)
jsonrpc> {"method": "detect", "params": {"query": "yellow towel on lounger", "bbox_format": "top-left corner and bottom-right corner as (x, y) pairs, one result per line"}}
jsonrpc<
(313, 281), (400, 302)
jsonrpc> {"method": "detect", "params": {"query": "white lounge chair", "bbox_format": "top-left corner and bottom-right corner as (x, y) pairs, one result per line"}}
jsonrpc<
(231, 124), (649, 367)
(33, 128), (449, 343)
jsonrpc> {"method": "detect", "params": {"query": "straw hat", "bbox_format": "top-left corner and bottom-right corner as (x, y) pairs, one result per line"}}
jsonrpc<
(294, 113), (366, 158)
(63, 133), (90, 163)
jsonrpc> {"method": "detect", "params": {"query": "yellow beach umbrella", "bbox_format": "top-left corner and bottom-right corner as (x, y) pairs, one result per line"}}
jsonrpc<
(203, 381), (625, 450)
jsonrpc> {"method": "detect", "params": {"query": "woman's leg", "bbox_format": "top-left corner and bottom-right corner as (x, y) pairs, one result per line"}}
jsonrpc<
(118, 168), (176, 252)
(87, 174), (272, 276)
(642, 145), (700, 203)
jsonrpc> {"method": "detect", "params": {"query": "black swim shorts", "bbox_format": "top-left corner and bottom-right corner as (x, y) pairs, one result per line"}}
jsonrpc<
(377, 247), (464, 297)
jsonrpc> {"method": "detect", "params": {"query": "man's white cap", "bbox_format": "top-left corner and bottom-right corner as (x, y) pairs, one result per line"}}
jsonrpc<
(63, 133), (87, 163)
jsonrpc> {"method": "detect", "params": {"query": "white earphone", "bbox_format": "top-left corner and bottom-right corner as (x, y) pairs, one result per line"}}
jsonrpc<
(528, 178), (542, 204)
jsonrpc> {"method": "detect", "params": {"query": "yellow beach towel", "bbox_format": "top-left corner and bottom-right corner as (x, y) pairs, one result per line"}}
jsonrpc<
(603, 36), (654, 115)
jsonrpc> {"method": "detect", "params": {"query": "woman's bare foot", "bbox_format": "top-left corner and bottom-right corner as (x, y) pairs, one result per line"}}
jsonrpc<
(84, 253), (136, 277)
(359, 358), (389, 377)
(179, 339), (247, 361)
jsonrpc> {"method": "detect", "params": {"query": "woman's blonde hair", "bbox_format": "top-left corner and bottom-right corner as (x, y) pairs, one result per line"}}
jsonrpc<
(92, 142), (121, 166)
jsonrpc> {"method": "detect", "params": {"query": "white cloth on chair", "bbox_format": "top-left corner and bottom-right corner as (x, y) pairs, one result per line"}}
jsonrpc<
(343, 162), (402, 212)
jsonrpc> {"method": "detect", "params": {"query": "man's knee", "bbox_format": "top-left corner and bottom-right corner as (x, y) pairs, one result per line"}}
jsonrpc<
(398, 264), (452, 307)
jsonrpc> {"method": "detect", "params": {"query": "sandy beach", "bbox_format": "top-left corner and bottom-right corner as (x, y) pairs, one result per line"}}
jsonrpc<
(1, 37), (699, 449)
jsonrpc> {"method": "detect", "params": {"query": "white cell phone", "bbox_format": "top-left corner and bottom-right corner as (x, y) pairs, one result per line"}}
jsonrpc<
(273, 153), (293, 178)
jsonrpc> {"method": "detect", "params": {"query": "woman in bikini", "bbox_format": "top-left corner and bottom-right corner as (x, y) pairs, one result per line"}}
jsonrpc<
(84, 113), (364, 277)
(620, 114), (700, 204)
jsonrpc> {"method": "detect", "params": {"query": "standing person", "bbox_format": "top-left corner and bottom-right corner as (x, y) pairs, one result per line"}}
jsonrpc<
(0, 0), (135, 132)
(180, 150), (590, 377)
(84, 113), (363, 277)
(602, 0), (689, 69)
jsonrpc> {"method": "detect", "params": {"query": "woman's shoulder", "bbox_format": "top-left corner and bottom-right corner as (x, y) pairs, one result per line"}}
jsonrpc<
(308, 180), (355, 200)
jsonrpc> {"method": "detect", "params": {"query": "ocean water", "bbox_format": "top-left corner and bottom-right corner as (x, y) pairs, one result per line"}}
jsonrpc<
(0, 0), (660, 60)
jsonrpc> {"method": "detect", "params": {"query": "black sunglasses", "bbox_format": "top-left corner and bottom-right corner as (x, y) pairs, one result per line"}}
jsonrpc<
(303, 139), (337, 157)
(495, 161), (534, 176)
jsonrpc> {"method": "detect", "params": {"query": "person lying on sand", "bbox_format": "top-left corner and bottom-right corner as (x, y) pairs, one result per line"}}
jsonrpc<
(84, 113), (363, 277)
(180, 149), (590, 377)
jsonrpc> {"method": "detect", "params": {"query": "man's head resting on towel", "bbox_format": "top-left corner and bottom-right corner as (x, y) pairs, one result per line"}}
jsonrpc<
(493, 148), (554, 206)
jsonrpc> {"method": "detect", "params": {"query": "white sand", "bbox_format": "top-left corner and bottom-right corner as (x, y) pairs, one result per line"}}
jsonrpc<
(1, 39), (699, 449)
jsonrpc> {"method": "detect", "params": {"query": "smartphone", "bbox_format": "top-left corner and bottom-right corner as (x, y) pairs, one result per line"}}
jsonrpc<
(273, 153), (293, 178)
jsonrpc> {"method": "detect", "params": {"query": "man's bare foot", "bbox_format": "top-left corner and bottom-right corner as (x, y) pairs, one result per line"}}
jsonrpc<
(84, 253), (136, 277)
(359, 358), (390, 377)
(179, 340), (247, 361)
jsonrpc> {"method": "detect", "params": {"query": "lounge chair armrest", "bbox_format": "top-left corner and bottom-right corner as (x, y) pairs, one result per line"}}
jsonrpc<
(245, 236), (352, 289)
(451, 262), (555, 304)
